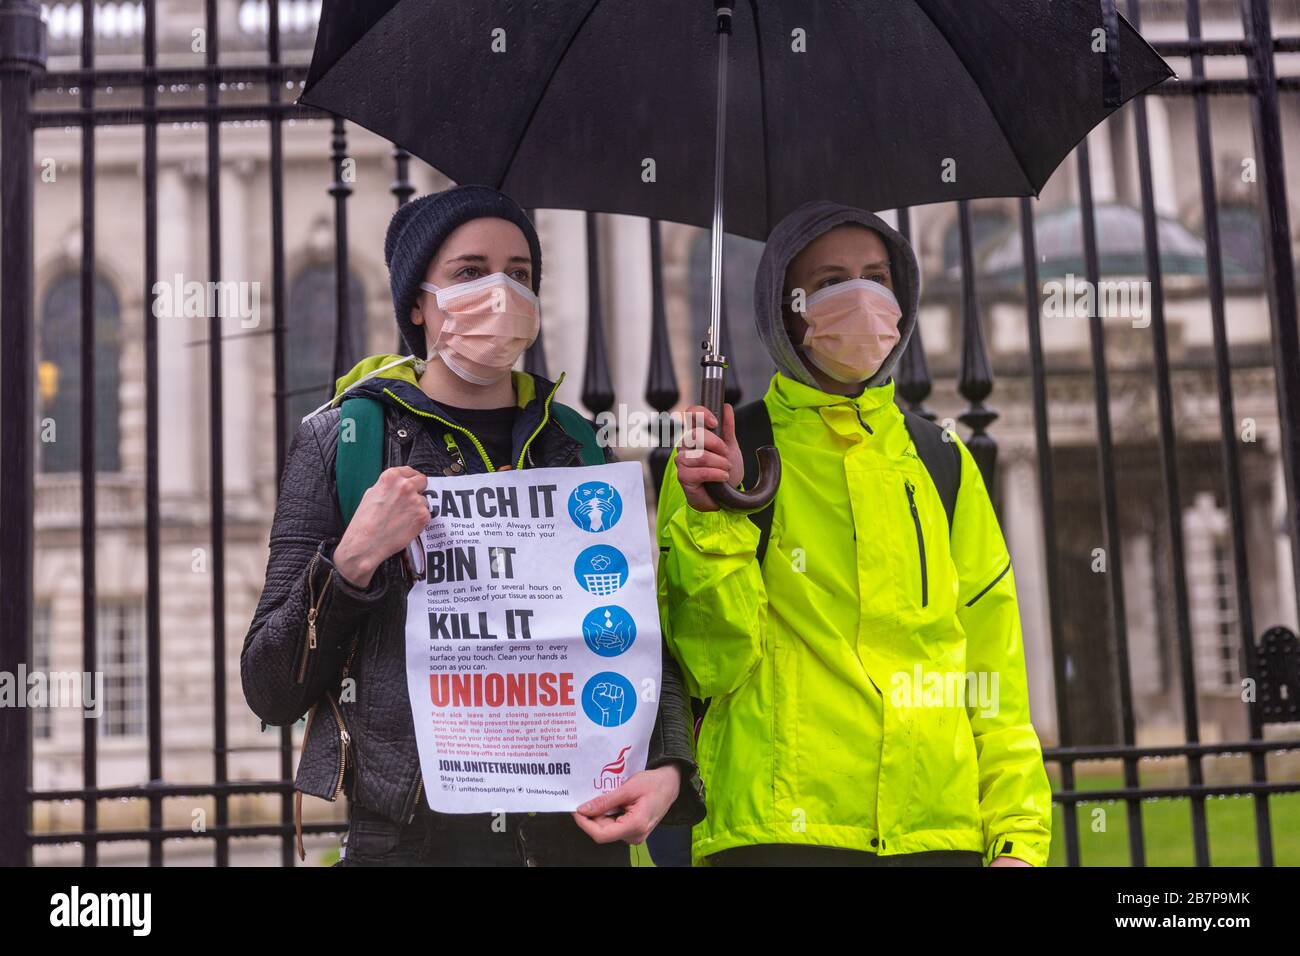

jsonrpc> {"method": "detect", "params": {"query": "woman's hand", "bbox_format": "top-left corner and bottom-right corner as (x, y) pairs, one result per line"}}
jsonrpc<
(571, 765), (682, 845)
(675, 404), (744, 513)
(989, 855), (1032, 867)
(332, 465), (430, 588)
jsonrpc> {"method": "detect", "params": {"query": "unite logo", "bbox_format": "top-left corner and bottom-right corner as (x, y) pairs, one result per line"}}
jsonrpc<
(592, 745), (632, 791)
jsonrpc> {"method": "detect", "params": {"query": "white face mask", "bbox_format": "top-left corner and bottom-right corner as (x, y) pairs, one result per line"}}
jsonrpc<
(418, 272), (541, 385)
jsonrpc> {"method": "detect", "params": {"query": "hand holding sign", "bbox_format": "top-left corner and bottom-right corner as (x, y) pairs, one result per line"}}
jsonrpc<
(572, 764), (683, 845)
(335, 465), (431, 588)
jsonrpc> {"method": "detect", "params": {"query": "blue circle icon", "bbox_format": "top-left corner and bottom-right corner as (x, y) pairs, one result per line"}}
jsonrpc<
(582, 605), (637, 657)
(574, 545), (629, 596)
(582, 672), (637, 728)
(568, 481), (623, 533)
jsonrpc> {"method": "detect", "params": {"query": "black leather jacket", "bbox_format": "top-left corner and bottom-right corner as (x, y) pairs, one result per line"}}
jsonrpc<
(240, 372), (706, 851)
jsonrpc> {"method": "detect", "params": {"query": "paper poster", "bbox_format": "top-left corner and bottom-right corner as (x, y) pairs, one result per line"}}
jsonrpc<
(403, 460), (661, 813)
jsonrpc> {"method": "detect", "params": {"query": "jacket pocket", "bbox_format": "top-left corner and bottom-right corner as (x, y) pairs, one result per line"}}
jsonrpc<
(904, 479), (928, 608)
(343, 816), (406, 863)
(964, 559), (1011, 608)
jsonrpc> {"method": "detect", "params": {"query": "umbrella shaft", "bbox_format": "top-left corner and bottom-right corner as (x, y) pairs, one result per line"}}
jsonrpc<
(707, 15), (730, 361)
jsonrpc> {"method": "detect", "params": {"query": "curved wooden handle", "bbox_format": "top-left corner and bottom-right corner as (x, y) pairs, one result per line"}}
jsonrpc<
(699, 363), (781, 510)
(704, 444), (781, 510)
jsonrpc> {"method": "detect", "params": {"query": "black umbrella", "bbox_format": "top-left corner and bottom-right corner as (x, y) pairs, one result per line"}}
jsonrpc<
(300, 0), (1172, 508)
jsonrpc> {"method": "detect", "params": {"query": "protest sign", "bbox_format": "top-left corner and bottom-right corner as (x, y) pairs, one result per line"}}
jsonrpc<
(403, 461), (661, 813)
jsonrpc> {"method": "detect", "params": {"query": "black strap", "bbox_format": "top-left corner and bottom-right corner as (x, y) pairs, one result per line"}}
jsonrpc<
(1100, 0), (1123, 108)
(731, 401), (961, 566)
(732, 401), (777, 565)
(902, 410), (961, 534)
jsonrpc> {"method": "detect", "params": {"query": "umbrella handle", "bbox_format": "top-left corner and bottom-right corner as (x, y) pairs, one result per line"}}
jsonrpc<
(699, 364), (781, 511)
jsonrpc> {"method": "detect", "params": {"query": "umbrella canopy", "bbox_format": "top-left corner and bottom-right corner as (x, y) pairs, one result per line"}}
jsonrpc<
(300, 0), (1172, 240)
(300, 0), (1172, 511)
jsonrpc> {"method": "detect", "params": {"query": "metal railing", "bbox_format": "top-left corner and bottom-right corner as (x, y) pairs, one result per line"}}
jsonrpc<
(1, 0), (1299, 867)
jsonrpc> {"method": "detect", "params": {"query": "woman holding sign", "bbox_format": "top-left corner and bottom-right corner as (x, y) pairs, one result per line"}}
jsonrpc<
(242, 186), (704, 866)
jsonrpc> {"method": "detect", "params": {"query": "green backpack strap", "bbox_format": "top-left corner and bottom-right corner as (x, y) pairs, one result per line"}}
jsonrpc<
(732, 400), (778, 565)
(335, 397), (385, 526)
(549, 402), (606, 466)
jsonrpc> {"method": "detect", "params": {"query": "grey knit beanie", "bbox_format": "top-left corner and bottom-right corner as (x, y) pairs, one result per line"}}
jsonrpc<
(385, 185), (543, 358)
(753, 200), (921, 390)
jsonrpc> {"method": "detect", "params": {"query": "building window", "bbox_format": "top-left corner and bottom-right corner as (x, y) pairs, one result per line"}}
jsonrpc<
(1210, 541), (1239, 689)
(1184, 492), (1242, 695)
(284, 265), (365, 447)
(39, 272), (122, 474)
(41, 3), (146, 40)
(97, 602), (145, 739)
(33, 604), (53, 741)
(238, 1), (322, 35)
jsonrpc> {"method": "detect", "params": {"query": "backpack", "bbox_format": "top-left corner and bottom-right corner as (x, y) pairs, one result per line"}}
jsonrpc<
(334, 396), (604, 524)
(732, 399), (961, 564)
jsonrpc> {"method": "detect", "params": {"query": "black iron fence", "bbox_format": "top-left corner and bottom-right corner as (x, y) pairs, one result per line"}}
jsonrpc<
(2, 0), (1299, 867)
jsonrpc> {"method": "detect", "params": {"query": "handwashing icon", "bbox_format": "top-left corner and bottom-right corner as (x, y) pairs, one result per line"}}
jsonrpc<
(582, 605), (637, 657)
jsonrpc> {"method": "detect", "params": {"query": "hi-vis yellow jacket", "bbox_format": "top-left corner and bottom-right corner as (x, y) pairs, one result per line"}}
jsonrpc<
(656, 372), (1053, 866)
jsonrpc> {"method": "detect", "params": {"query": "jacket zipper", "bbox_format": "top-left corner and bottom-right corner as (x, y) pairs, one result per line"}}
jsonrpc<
(382, 374), (565, 474)
(325, 693), (350, 800)
(443, 433), (466, 472)
(326, 637), (364, 801)
(383, 387), (496, 472)
(409, 778), (424, 823)
(297, 552), (334, 684)
(855, 406), (874, 434)
(905, 479), (928, 607)
(515, 371), (564, 469)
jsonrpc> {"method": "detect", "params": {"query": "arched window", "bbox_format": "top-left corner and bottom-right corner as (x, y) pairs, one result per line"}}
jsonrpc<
(284, 264), (365, 445)
(39, 272), (121, 473)
(688, 233), (773, 403)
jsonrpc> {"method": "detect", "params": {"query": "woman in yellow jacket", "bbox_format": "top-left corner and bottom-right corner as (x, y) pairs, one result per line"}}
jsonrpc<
(657, 200), (1053, 867)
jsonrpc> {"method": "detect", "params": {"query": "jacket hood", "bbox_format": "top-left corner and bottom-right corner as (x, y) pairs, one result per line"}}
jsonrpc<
(753, 200), (921, 390)
(331, 353), (425, 402)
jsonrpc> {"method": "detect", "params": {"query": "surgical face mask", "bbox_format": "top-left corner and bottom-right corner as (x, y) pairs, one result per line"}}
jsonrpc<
(418, 272), (541, 385)
(794, 278), (902, 384)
